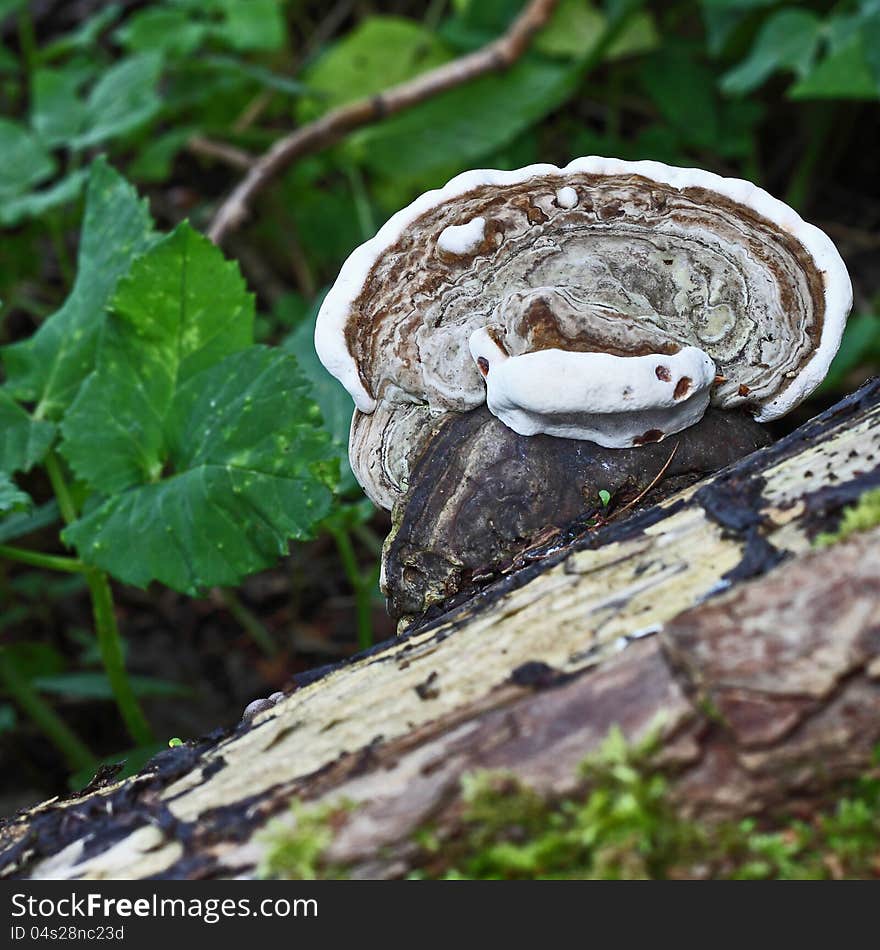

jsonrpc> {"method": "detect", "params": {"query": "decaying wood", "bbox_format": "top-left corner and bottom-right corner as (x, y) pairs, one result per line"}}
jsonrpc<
(207, 0), (560, 244)
(1, 380), (879, 880)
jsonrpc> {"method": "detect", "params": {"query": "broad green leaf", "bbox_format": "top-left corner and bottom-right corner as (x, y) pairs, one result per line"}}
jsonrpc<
(701, 0), (784, 57)
(537, 0), (656, 61)
(2, 159), (156, 420)
(790, 36), (878, 99)
(721, 9), (821, 95)
(0, 472), (31, 515)
(212, 0), (286, 51)
(535, 0), (605, 57)
(282, 291), (358, 493)
(71, 53), (163, 149)
(443, 0), (524, 49)
(299, 16), (452, 122)
(0, 169), (88, 227)
(31, 65), (91, 146)
(0, 119), (55, 199)
(61, 223), (254, 493)
(0, 390), (56, 473)
(32, 672), (190, 699)
(64, 347), (336, 593)
(116, 7), (208, 56)
(354, 56), (582, 180)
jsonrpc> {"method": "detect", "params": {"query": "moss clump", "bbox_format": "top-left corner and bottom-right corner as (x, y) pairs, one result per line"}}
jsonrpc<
(259, 731), (880, 880)
(258, 801), (350, 880)
(412, 730), (880, 880)
(815, 487), (880, 547)
(413, 728), (701, 880)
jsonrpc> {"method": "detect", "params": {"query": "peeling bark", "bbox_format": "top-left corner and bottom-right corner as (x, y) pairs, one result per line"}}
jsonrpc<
(2, 379), (879, 880)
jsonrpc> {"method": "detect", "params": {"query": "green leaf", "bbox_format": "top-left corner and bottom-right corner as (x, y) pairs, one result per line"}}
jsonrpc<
(354, 56), (582, 180)
(212, 0), (286, 51)
(790, 36), (879, 100)
(721, 9), (822, 95)
(0, 119), (55, 199)
(442, 0), (524, 49)
(116, 8), (208, 57)
(0, 472), (31, 516)
(32, 672), (190, 699)
(63, 347), (336, 593)
(536, 0), (656, 61)
(61, 223), (254, 493)
(0, 390), (56, 473)
(71, 53), (163, 149)
(281, 291), (358, 494)
(0, 169), (88, 228)
(31, 65), (91, 146)
(2, 159), (156, 420)
(299, 16), (451, 122)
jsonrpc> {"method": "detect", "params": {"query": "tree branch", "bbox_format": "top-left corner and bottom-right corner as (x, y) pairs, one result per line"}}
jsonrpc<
(207, 0), (560, 245)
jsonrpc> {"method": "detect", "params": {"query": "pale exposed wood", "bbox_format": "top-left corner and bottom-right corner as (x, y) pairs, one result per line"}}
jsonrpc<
(1, 380), (878, 880)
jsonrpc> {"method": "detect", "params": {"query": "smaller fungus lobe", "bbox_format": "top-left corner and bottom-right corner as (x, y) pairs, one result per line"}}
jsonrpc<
(437, 216), (486, 255)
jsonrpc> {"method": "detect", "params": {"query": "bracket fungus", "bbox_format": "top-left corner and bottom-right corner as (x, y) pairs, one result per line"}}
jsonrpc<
(316, 157), (852, 620)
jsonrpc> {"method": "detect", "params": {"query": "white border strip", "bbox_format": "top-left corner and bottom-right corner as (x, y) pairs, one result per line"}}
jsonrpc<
(314, 156), (852, 421)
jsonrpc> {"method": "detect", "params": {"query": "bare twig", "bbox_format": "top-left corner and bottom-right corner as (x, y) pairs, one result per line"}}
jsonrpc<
(188, 135), (253, 171)
(611, 442), (680, 521)
(208, 0), (560, 244)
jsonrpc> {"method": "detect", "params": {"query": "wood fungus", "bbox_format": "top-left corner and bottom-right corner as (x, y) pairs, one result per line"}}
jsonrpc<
(315, 157), (851, 622)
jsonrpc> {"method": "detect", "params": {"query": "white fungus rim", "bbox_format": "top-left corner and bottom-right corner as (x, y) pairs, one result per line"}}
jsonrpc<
(315, 156), (853, 422)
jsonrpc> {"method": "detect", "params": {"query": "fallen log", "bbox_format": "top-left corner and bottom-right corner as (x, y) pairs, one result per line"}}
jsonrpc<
(2, 378), (879, 880)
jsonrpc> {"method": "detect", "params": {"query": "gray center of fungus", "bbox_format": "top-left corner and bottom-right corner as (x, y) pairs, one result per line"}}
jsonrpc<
(349, 173), (824, 415)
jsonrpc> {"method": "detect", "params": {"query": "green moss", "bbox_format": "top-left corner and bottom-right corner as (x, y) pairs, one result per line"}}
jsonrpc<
(414, 727), (702, 880)
(258, 800), (350, 880)
(814, 487), (880, 547)
(259, 732), (880, 881)
(412, 731), (880, 880)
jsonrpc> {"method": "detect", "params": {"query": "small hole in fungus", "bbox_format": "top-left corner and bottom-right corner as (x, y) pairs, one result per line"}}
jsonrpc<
(477, 357), (490, 376)
(634, 429), (664, 445)
(674, 377), (692, 400)
(738, 383), (751, 396)
(655, 366), (672, 382)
